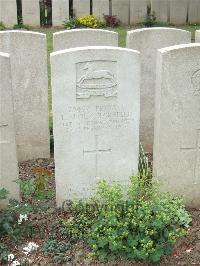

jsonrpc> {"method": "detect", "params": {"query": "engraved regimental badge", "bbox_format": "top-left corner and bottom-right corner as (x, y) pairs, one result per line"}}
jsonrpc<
(76, 60), (117, 99)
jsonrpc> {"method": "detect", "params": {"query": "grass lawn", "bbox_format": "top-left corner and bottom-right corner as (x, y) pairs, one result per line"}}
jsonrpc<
(33, 25), (200, 130)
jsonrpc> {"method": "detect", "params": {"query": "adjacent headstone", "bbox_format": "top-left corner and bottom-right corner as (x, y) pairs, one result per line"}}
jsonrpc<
(112, 0), (130, 25)
(22, 0), (40, 26)
(154, 43), (200, 207)
(195, 30), (200, 43)
(93, 0), (109, 19)
(51, 47), (140, 205)
(73, 0), (90, 17)
(53, 29), (118, 51)
(130, 0), (147, 25)
(0, 0), (17, 27)
(52, 0), (69, 26)
(0, 31), (50, 162)
(169, 0), (187, 25)
(0, 52), (19, 208)
(127, 28), (191, 152)
(188, 0), (200, 24)
(151, 0), (168, 22)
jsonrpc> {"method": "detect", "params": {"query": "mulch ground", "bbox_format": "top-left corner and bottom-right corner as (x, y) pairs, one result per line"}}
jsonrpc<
(11, 158), (200, 265)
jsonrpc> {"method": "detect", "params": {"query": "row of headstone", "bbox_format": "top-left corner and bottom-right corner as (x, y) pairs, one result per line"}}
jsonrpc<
(1, 0), (200, 27)
(53, 28), (191, 152)
(0, 0), (40, 27)
(1, 28), (200, 207)
(52, 0), (200, 26)
(51, 28), (200, 207)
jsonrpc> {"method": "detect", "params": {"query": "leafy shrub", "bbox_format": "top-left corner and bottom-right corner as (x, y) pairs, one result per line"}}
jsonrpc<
(64, 177), (191, 263)
(0, 21), (6, 30)
(42, 239), (71, 254)
(64, 15), (105, 29)
(104, 15), (120, 28)
(63, 17), (79, 29)
(77, 15), (105, 28)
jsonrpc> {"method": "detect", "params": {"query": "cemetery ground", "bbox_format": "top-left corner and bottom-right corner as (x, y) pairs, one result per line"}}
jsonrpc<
(1, 157), (198, 265)
(1, 25), (200, 265)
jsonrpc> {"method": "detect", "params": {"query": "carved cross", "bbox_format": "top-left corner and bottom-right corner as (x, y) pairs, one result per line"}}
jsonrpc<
(83, 135), (111, 178)
(181, 129), (200, 184)
(0, 123), (8, 144)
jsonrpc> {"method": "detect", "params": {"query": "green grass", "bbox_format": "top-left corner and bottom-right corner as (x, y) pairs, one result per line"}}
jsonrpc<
(32, 25), (200, 131)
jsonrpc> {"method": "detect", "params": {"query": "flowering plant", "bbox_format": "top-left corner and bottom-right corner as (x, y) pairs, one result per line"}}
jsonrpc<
(64, 15), (105, 29)
(77, 15), (105, 28)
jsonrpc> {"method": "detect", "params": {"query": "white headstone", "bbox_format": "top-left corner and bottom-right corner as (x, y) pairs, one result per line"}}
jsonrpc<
(73, 0), (90, 17)
(51, 46), (140, 205)
(169, 0), (187, 25)
(127, 28), (191, 152)
(53, 29), (118, 51)
(93, 0), (109, 19)
(0, 0), (17, 27)
(52, 0), (69, 26)
(151, 0), (168, 22)
(0, 52), (19, 207)
(0, 31), (50, 162)
(189, 0), (200, 24)
(112, 0), (130, 25)
(195, 30), (200, 43)
(154, 43), (200, 207)
(22, 0), (40, 26)
(130, 0), (147, 25)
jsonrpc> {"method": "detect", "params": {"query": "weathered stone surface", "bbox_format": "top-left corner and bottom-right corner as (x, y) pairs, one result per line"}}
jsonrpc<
(130, 0), (147, 25)
(127, 28), (191, 152)
(22, 0), (40, 26)
(73, 0), (90, 17)
(188, 0), (200, 24)
(151, 0), (168, 22)
(0, 0), (17, 27)
(0, 52), (19, 207)
(52, 0), (69, 26)
(112, 0), (130, 25)
(195, 30), (200, 43)
(169, 0), (187, 24)
(93, 0), (109, 19)
(0, 31), (50, 162)
(53, 29), (118, 51)
(154, 43), (200, 207)
(51, 47), (140, 205)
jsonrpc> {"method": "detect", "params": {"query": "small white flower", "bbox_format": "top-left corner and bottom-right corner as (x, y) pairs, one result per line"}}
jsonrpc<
(23, 242), (39, 255)
(15, 205), (19, 208)
(11, 260), (20, 266)
(18, 214), (28, 225)
(8, 253), (15, 262)
(186, 248), (193, 253)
